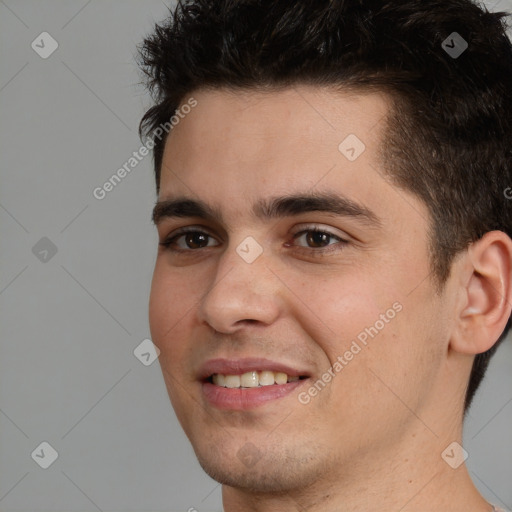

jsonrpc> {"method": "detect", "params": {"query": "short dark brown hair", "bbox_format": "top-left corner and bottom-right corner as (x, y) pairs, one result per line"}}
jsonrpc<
(138, 0), (512, 412)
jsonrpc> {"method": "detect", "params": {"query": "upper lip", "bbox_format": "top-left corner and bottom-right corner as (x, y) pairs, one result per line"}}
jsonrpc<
(198, 358), (310, 381)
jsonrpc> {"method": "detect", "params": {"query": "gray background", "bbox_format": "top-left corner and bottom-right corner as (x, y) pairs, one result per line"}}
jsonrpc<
(0, 1), (511, 511)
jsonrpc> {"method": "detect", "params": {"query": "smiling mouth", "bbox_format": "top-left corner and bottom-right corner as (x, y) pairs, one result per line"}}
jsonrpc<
(208, 371), (309, 389)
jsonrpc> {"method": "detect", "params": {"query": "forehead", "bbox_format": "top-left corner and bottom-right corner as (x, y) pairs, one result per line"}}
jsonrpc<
(158, 86), (427, 230)
(163, 86), (390, 167)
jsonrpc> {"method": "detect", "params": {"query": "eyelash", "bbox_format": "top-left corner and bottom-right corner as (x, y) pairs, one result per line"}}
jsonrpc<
(159, 226), (348, 256)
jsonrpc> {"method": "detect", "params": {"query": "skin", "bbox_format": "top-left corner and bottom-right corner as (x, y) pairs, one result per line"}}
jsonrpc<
(148, 86), (512, 511)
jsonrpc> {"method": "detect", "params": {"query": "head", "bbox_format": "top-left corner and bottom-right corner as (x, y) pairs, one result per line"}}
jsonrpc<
(139, 0), (512, 496)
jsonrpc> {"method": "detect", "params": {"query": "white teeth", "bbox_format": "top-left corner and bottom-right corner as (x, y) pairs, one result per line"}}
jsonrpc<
(274, 372), (288, 385)
(211, 370), (303, 388)
(212, 374), (225, 387)
(258, 371), (275, 386)
(224, 375), (241, 388)
(240, 371), (259, 388)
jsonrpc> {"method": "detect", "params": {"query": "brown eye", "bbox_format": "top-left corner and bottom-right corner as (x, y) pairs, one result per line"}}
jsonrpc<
(305, 231), (332, 248)
(159, 229), (220, 251)
(183, 232), (210, 249)
(293, 229), (343, 249)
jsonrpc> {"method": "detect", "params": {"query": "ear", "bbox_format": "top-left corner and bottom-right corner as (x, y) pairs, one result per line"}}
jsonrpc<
(450, 231), (512, 355)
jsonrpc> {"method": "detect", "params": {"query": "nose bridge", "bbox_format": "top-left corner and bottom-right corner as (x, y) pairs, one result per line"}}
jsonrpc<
(198, 238), (281, 332)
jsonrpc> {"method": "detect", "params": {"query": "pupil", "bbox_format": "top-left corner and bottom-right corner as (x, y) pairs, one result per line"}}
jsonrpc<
(307, 231), (329, 247)
(187, 233), (208, 249)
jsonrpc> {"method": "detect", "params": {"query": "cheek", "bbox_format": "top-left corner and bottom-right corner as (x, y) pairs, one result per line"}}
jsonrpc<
(290, 268), (424, 401)
(148, 261), (199, 352)
(287, 268), (389, 357)
(148, 264), (199, 414)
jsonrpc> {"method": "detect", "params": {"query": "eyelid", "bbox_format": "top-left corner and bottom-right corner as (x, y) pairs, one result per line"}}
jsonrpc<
(286, 227), (348, 256)
(160, 224), (218, 241)
(159, 226), (221, 252)
(290, 223), (349, 240)
(159, 223), (351, 254)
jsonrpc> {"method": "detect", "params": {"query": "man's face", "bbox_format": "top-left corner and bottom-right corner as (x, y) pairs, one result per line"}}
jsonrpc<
(149, 86), (455, 492)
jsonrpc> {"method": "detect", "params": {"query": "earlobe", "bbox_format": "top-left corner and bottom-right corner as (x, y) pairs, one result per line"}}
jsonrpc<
(451, 231), (512, 355)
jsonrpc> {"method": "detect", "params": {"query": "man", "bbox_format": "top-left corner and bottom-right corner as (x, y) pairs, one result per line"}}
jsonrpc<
(139, 0), (512, 510)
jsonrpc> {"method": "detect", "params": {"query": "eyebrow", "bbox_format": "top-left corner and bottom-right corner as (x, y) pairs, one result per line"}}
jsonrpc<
(152, 192), (381, 228)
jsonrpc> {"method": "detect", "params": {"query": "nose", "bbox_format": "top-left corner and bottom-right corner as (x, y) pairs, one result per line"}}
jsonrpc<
(197, 241), (283, 334)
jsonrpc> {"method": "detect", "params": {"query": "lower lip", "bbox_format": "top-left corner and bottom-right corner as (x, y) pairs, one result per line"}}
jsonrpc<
(202, 380), (306, 410)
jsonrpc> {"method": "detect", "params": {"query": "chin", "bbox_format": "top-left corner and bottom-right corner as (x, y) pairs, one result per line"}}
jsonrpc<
(192, 439), (324, 493)
(198, 458), (306, 493)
